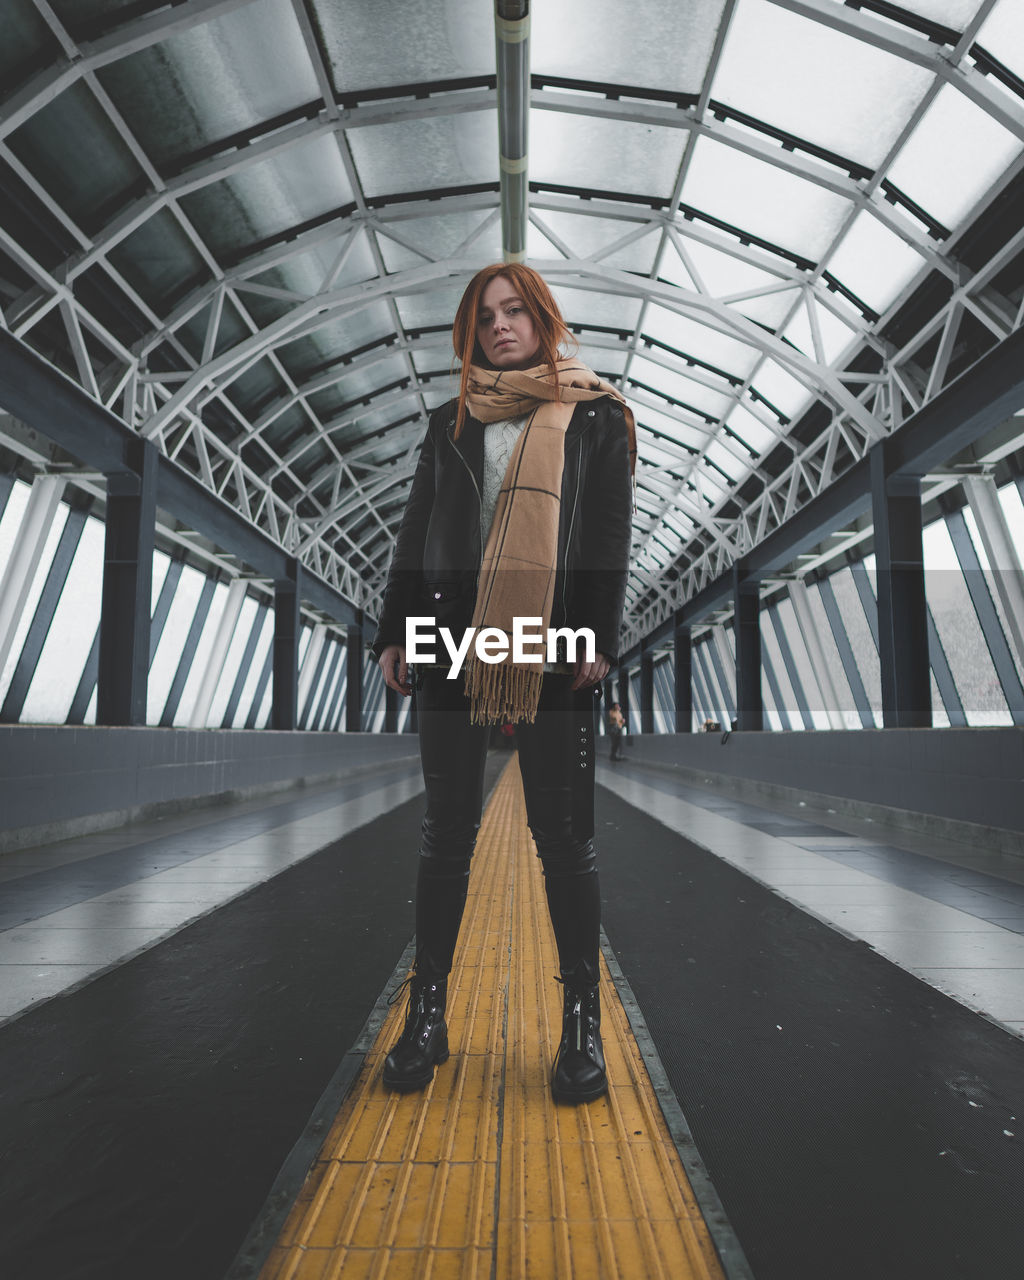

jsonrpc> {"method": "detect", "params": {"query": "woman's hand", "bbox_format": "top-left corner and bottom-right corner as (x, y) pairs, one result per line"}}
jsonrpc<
(572, 651), (610, 691)
(378, 644), (412, 696)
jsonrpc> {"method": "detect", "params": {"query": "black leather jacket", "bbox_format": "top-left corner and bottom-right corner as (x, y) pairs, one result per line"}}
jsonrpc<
(371, 395), (633, 662)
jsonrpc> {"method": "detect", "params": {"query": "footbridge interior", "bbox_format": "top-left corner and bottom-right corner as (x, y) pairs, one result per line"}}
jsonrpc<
(1, 2), (1023, 1278)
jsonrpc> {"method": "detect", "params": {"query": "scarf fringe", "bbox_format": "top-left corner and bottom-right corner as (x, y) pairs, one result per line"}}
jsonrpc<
(464, 651), (545, 725)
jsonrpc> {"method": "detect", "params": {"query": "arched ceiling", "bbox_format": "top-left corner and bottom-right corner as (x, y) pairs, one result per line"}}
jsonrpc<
(1, 0), (1023, 645)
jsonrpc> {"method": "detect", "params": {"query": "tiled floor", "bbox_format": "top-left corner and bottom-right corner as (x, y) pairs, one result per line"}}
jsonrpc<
(0, 763), (424, 1021)
(598, 762), (1024, 1038)
(3, 753), (1022, 1040)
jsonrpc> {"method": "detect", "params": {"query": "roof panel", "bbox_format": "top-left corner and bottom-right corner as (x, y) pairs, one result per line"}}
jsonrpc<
(316, 0), (493, 92)
(527, 210), (658, 272)
(642, 303), (762, 377)
(8, 80), (146, 229)
(682, 136), (856, 261)
(376, 209), (502, 262)
(531, 113), (685, 198)
(96, 0), (320, 167)
(532, 0), (727, 94)
(827, 209), (928, 313)
(975, 0), (1024, 83)
(713, 0), (934, 169)
(886, 82), (1022, 228)
(177, 134), (354, 258)
(0, 0), (61, 90)
(548, 284), (644, 331)
(897, 0), (986, 24)
(348, 111), (499, 199)
(663, 236), (790, 301)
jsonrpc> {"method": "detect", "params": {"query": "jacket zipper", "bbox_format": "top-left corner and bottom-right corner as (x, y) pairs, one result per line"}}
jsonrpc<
(448, 423), (483, 572)
(560, 437), (583, 626)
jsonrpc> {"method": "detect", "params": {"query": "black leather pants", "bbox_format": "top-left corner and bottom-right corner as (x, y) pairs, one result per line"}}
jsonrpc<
(413, 668), (601, 979)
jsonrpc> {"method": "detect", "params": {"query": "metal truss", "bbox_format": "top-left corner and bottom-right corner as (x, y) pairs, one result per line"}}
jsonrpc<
(2, 0), (1022, 643)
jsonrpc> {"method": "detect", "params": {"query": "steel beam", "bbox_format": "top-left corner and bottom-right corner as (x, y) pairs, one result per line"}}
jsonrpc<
(0, 329), (358, 626)
(674, 623), (693, 733)
(96, 443), (158, 726)
(346, 618), (364, 734)
(870, 444), (931, 728)
(733, 567), (763, 731)
(272, 561), (302, 731)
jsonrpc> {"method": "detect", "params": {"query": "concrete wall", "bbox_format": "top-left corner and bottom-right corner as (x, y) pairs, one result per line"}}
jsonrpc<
(623, 727), (1024, 853)
(0, 726), (419, 853)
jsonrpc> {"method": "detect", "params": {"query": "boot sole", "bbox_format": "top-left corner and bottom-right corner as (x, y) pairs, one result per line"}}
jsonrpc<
(381, 1047), (450, 1093)
(551, 1077), (608, 1105)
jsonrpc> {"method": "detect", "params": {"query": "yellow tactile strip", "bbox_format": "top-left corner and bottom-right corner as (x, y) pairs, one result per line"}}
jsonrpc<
(257, 756), (726, 1280)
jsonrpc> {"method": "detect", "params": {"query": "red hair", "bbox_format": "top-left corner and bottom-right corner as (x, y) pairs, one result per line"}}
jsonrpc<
(451, 264), (578, 439)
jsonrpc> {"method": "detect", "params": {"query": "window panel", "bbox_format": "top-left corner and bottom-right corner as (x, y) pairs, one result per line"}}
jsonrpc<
(147, 563), (207, 724)
(0, 493), (67, 707)
(830, 566), (882, 725)
(21, 512), (104, 725)
(923, 519), (1010, 725)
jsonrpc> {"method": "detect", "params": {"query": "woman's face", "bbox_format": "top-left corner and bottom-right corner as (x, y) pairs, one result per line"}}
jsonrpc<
(476, 276), (540, 370)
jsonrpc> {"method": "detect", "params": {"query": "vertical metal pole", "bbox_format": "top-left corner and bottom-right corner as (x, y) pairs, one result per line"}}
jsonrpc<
(98, 442), (157, 726)
(870, 444), (931, 727)
(346, 613), (363, 734)
(674, 621), (692, 732)
(495, 1), (530, 262)
(733, 565), (763, 731)
(272, 559), (301, 731)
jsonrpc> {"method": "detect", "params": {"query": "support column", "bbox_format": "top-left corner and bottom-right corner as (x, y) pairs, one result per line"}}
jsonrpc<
(640, 650), (654, 734)
(870, 444), (931, 727)
(733, 565), (763, 731)
(272, 559), (301, 731)
(346, 613), (364, 733)
(98, 442), (157, 726)
(674, 621), (692, 733)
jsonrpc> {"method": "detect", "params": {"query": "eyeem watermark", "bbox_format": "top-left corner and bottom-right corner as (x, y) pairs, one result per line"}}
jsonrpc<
(406, 617), (595, 677)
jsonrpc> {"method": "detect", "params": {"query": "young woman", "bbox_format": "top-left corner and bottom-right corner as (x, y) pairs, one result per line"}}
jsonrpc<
(373, 263), (635, 1103)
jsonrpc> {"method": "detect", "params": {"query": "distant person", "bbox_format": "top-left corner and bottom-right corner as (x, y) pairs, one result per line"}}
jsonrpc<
(607, 701), (627, 761)
(374, 263), (635, 1103)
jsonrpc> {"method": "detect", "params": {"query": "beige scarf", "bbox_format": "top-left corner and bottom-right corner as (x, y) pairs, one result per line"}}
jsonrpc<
(462, 360), (636, 725)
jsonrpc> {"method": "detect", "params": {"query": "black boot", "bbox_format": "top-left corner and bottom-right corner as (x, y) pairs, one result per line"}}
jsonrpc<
(551, 959), (607, 1103)
(382, 971), (449, 1092)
